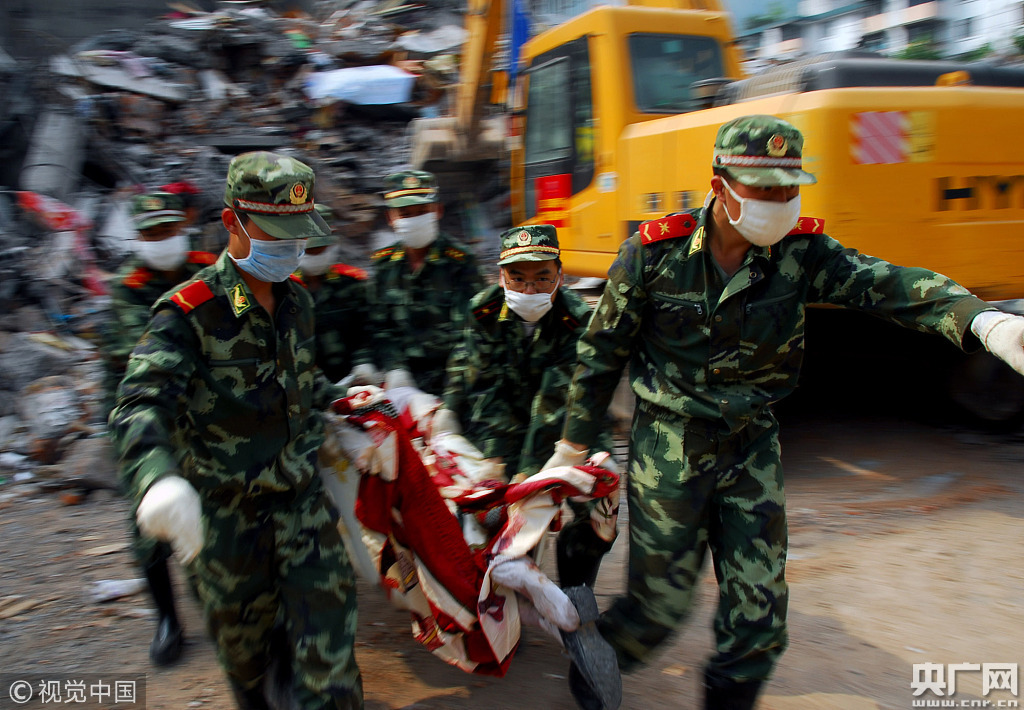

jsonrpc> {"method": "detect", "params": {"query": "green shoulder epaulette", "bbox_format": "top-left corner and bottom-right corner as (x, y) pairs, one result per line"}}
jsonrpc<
(639, 213), (698, 246)
(169, 280), (214, 314)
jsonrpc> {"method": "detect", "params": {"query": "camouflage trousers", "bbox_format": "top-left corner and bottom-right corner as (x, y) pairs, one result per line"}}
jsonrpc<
(597, 404), (789, 682)
(189, 482), (363, 710)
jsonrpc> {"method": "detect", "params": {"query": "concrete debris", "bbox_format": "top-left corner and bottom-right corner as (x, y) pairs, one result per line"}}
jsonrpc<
(50, 54), (192, 103)
(0, 0), (510, 508)
(0, 337), (89, 398)
(18, 376), (91, 464)
(90, 578), (148, 604)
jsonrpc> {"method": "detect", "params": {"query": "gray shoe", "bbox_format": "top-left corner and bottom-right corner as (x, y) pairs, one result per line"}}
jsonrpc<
(560, 585), (622, 710)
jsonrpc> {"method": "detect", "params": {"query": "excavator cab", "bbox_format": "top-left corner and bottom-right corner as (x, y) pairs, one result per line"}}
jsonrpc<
(511, 5), (742, 275)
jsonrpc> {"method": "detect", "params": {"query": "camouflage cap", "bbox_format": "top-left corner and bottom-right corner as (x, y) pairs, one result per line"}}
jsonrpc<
(383, 170), (439, 208)
(713, 115), (817, 187)
(497, 224), (560, 265)
(222, 151), (330, 240)
(130, 191), (186, 231)
(306, 203), (340, 248)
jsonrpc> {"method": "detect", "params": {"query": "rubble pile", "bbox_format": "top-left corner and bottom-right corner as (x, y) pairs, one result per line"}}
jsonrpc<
(0, 0), (508, 507)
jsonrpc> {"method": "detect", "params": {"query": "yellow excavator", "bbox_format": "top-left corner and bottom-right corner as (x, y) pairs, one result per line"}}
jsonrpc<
(411, 0), (1024, 420)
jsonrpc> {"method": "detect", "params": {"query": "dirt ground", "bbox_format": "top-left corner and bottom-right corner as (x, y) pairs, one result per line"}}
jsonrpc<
(1, 408), (1022, 710)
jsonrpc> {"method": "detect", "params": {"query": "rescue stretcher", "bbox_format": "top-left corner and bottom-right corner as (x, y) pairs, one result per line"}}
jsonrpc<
(317, 385), (621, 678)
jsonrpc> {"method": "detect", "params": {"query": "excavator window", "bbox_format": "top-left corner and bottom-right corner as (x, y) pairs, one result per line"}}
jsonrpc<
(522, 35), (596, 217)
(525, 57), (572, 164)
(628, 33), (724, 114)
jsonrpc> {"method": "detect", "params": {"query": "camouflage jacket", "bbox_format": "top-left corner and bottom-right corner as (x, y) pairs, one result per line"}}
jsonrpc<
(564, 207), (992, 445)
(444, 284), (611, 477)
(109, 250), (342, 506)
(367, 232), (485, 393)
(295, 263), (374, 383)
(100, 252), (217, 409)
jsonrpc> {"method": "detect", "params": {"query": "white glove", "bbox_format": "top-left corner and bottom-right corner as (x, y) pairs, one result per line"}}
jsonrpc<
(136, 475), (203, 565)
(540, 440), (590, 472)
(972, 310), (1024, 374)
(384, 368), (416, 390)
(431, 407), (462, 436)
(347, 363), (382, 387)
(587, 450), (622, 475)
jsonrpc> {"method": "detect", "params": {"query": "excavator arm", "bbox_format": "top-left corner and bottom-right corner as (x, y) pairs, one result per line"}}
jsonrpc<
(454, 0), (505, 152)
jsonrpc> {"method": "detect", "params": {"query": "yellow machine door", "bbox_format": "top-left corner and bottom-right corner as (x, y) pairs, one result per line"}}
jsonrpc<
(519, 35), (596, 232)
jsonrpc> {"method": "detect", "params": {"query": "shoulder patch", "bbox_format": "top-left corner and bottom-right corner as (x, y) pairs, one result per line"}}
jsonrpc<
(787, 217), (825, 236)
(187, 251), (217, 265)
(372, 246), (395, 261)
(169, 280), (214, 314)
(473, 297), (503, 322)
(289, 273), (306, 287)
(330, 263), (368, 280)
(123, 267), (153, 290)
(444, 247), (466, 262)
(640, 213), (698, 246)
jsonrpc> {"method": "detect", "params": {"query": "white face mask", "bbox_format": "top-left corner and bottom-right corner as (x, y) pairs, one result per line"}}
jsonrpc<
(298, 244), (340, 276)
(721, 179), (801, 247)
(392, 211), (439, 249)
(504, 290), (554, 323)
(134, 234), (189, 271)
(501, 272), (559, 323)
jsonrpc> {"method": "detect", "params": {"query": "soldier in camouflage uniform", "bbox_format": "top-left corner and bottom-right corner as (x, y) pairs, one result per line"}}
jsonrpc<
(109, 152), (363, 710)
(543, 115), (1024, 710)
(443, 224), (602, 477)
(295, 204), (377, 384)
(102, 192), (216, 413)
(101, 191), (216, 667)
(367, 169), (484, 395)
(442, 225), (617, 587)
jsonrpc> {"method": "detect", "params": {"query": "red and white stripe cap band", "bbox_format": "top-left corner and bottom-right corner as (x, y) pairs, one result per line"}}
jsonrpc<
(233, 199), (317, 215)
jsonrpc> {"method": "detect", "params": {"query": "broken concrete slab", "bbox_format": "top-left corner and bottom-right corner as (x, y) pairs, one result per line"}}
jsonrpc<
(19, 111), (87, 203)
(17, 376), (89, 464)
(0, 334), (87, 396)
(50, 54), (191, 103)
(395, 24), (466, 55)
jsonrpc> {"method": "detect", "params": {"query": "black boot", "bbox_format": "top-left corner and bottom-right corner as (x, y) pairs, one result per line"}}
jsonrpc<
(704, 670), (763, 710)
(556, 519), (615, 588)
(144, 556), (184, 666)
(560, 586), (621, 710)
(262, 625), (294, 710)
(568, 661), (605, 710)
(230, 681), (272, 710)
